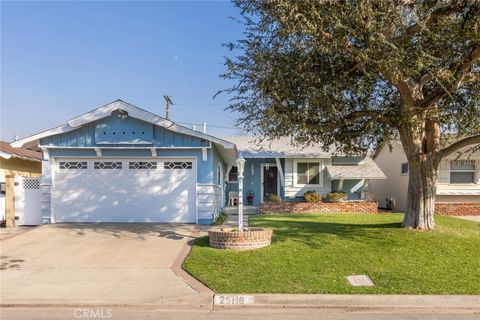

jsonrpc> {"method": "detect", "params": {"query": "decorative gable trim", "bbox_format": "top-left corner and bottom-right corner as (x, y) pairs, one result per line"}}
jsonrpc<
(12, 100), (236, 151)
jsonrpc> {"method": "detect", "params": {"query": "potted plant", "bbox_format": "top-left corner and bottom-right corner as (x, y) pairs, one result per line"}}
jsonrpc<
(247, 191), (254, 205)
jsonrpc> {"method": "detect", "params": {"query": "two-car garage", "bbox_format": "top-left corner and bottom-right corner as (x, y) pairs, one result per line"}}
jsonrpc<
(52, 158), (197, 223)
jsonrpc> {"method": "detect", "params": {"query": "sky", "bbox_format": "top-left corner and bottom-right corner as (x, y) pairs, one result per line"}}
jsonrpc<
(1, 0), (246, 142)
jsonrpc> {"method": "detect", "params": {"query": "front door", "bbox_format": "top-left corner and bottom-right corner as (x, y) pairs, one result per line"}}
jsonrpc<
(263, 165), (278, 201)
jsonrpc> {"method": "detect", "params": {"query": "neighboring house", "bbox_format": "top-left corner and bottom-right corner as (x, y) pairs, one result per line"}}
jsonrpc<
(0, 141), (42, 226)
(370, 140), (480, 214)
(11, 99), (386, 225)
(223, 136), (386, 206)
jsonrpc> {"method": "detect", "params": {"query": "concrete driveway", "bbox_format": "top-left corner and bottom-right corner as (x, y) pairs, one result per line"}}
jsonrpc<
(0, 223), (211, 308)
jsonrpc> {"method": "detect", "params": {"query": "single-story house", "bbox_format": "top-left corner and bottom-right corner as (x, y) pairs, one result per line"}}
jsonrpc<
(223, 136), (386, 206)
(1, 141), (42, 226)
(12, 100), (386, 225)
(369, 140), (480, 215)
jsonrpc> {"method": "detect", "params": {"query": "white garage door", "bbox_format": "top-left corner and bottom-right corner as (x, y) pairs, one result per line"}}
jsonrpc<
(53, 158), (196, 223)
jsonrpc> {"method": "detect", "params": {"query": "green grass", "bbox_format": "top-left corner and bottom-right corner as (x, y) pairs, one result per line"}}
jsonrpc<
(183, 213), (480, 294)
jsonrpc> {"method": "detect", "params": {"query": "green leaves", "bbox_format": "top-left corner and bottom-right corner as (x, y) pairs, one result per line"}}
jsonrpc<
(224, 0), (480, 154)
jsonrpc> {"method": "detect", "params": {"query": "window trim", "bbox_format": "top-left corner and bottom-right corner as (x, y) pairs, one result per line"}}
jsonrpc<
(449, 160), (476, 184)
(293, 159), (323, 187)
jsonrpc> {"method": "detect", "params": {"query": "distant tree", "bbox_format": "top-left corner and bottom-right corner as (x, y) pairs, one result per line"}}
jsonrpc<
(223, 0), (480, 229)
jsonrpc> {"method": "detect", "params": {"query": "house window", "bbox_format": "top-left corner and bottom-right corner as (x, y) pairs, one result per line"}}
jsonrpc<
(401, 162), (409, 174)
(163, 161), (192, 169)
(129, 161), (158, 169)
(450, 160), (475, 184)
(59, 161), (87, 169)
(228, 166), (238, 182)
(296, 162), (320, 185)
(94, 161), (122, 169)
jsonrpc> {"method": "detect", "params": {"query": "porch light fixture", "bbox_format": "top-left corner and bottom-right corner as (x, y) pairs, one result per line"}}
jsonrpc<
(237, 157), (246, 177)
(236, 157), (246, 231)
(250, 164), (255, 176)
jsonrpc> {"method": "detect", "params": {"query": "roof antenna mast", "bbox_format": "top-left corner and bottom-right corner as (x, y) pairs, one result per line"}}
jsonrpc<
(163, 95), (173, 120)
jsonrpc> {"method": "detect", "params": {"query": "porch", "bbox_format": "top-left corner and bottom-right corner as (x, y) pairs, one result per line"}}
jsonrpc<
(222, 206), (259, 228)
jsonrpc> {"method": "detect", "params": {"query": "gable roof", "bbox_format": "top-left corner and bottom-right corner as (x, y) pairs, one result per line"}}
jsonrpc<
(11, 100), (236, 152)
(222, 136), (335, 158)
(0, 141), (41, 162)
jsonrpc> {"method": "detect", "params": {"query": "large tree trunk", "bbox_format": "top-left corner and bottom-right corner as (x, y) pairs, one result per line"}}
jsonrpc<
(399, 117), (440, 230)
(402, 153), (437, 229)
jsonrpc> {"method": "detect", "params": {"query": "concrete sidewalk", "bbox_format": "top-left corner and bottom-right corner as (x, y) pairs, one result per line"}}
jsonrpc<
(453, 215), (480, 223)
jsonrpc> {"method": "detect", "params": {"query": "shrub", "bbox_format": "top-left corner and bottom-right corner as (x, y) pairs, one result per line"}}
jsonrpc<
(327, 192), (348, 202)
(213, 212), (228, 225)
(304, 191), (322, 203)
(266, 194), (283, 203)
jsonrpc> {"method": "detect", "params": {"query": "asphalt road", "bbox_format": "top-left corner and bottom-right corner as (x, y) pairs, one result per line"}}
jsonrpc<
(1, 307), (479, 320)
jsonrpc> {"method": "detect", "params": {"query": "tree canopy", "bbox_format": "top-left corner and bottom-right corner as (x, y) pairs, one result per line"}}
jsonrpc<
(223, 0), (480, 156)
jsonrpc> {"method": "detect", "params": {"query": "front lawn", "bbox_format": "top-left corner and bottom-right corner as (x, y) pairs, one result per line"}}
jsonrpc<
(183, 213), (480, 294)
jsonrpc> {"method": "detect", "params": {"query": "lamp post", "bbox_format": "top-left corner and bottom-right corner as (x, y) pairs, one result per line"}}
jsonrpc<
(236, 157), (246, 231)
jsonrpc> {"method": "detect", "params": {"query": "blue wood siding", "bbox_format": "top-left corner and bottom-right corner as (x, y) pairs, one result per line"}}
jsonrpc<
(40, 114), (210, 148)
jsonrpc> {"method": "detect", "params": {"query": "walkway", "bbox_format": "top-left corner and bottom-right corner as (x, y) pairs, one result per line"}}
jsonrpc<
(222, 206), (259, 228)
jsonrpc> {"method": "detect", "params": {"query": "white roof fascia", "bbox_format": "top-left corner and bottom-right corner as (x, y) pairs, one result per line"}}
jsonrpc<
(11, 100), (237, 151)
(11, 124), (80, 148)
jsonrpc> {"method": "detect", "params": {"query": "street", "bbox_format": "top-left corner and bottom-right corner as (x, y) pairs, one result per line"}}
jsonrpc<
(1, 307), (478, 320)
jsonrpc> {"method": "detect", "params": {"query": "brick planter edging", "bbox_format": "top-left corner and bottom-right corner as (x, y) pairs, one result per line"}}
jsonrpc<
(260, 201), (379, 214)
(209, 227), (273, 251)
(435, 202), (480, 216)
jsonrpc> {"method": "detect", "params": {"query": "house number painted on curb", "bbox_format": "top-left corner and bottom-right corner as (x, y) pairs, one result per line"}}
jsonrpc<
(214, 295), (254, 305)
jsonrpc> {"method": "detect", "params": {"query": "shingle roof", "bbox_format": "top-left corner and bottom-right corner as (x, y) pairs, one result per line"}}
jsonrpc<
(325, 157), (386, 180)
(0, 141), (41, 162)
(222, 136), (335, 158)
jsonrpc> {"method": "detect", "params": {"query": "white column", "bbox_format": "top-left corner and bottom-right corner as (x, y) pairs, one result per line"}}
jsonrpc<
(337, 179), (344, 192)
(238, 175), (244, 230)
(236, 157), (246, 231)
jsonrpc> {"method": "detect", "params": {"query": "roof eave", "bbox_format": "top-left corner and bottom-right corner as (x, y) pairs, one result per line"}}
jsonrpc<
(11, 100), (236, 151)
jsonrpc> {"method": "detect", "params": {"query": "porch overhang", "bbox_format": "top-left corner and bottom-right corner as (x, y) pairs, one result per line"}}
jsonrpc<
(326, 157), (386, 180)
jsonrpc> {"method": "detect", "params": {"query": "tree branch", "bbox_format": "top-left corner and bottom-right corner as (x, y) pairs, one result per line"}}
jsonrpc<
(305, 110), (394, 131)
(420, 46), (480, 108)
(392, 4), (467, 44)
(436, 134), (480, 161)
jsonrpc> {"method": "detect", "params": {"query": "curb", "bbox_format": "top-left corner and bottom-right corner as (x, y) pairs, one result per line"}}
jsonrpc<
(213, 294), (480, 310)
(0, 296), (213, 310)
(171, 226), (214, 295)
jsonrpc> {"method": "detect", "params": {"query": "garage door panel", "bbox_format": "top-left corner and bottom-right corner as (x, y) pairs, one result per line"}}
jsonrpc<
(53, 159), (196, 223)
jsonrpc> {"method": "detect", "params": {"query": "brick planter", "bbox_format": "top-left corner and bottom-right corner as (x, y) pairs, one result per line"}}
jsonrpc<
(260, 201), (378, 214)
(435, 202), (480, 216)
(208, 227), (273, 251)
